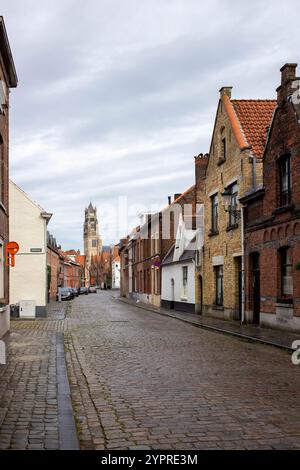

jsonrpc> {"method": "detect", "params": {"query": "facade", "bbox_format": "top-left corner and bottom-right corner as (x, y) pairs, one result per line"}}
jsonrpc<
(47, 232), (60, 300)
(161, 215), (200, 313)
(119, 237), (129, 297)
(84, 203), (102, 260)
(202, 86), (276, 322)
(0, 17), (17, 337)
(120, 187), (196, 308)
(242, 64), (300, 332)
(9, 181), (52, 317)
(84, 202), (103, 286)
(91, 248), (112, 288)
(112, 245), (120, 289)
(75, 253), (86, 287)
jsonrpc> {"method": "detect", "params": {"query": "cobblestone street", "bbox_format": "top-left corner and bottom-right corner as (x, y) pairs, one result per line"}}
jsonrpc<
(1, 291), (300, 450)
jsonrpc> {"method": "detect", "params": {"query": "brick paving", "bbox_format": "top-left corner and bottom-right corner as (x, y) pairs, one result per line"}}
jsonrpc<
(1, 292), (300, 450)
(65, 292), (300, 450)
(0, 301), (76, 450)
(117, 296), (300, 351)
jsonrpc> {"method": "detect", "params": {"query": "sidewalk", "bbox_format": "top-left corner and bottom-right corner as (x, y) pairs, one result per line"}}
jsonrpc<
(117, 297), (299, 352)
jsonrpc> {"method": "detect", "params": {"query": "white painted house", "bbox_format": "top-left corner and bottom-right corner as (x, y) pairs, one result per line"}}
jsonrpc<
(9, 181), (52, 318)
(161, 214), (203, 313)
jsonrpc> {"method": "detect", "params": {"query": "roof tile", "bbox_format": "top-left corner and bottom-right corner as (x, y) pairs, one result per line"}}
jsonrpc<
(232, 100), (277, 158)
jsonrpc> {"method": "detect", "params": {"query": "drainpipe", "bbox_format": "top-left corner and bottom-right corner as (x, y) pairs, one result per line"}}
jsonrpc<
(241, 205), (245, 324)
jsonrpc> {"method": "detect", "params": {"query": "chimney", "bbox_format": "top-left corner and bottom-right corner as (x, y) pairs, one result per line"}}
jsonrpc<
(195, 153), (208, 202)
(277, 63), (298, 105)
(168, 196), (172, 206)
(219, 87), (232, 99)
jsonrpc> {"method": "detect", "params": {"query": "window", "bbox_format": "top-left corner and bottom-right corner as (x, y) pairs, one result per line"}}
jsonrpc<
(215, 266), (224, 306)
(279, 155), (292, 206)
(211, 194), (219, 233)
(229, 182), (238, 227)
(92, 239), (97, 248)
(182, 266), (188, 298)
(279, 247), (293, 299)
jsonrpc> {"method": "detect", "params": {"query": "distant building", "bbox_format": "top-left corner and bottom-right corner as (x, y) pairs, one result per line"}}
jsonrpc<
(9, 181), (52, 317)
(84, 202), (103, 286)
(112, 245), (120, 289)
(0, 17), (18, 337)
(47, 232), (61, 300)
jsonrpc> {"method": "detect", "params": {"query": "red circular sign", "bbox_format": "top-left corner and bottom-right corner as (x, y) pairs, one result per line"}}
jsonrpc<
(6, 241), (19, 255)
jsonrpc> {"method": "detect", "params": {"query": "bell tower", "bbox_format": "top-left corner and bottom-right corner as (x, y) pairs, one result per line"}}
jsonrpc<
(84, 202), (103, 265)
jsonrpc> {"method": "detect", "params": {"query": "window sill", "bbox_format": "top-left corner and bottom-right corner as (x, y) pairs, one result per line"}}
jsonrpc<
(226, 223), (239, 232)
(276, 299), (293, 306)
(209, 230), (219, 237)
(273, 204), (294, 216)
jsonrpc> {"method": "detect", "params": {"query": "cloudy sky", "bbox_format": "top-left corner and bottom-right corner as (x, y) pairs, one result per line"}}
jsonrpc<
(2, 0), (299, 250)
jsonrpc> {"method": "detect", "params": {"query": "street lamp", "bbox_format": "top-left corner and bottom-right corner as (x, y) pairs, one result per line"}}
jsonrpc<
(221, 188), (241, 221)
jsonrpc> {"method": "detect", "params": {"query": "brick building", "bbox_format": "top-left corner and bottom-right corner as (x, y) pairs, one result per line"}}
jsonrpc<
(120, 186), (196, 308)
(202, 86), (276, 321)
(47, 232), (61, 300)
(241, 64), (300, 332)
(119, 237), (129, 297)
(0, 17), (17, 337)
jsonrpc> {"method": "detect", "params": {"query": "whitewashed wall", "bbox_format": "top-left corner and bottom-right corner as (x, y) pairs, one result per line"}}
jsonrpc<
(162, 261), (195, 304)
(112, 261), (120, 289)
(9, 182), (48, 316)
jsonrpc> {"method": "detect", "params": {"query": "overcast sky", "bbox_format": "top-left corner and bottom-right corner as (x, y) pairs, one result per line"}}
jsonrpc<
(2, 0), (300, 250)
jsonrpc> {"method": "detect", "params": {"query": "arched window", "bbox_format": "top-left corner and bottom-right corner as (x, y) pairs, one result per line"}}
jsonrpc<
(279, 246), (293, 300)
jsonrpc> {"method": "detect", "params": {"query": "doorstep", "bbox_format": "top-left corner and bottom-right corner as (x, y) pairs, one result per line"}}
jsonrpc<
(116, 296), (299, 352)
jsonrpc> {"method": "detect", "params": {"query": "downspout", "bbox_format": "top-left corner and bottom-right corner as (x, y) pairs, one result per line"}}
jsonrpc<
(241, 205), (245, 324)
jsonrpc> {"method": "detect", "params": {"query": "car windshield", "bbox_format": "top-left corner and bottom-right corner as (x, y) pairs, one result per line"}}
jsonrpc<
(61, 288), (69, 293)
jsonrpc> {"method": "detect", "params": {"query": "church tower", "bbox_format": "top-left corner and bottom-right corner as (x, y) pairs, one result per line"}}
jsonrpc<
(84, 202), (103, 265)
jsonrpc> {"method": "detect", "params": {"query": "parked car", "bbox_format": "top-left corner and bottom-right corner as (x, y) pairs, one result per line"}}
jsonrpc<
(56, 287), (73, 301)
(66, 287), (75, 299)
(71, 287), (79, 297)
(89, 286), (97, 293)
(79, 286), (88, 295)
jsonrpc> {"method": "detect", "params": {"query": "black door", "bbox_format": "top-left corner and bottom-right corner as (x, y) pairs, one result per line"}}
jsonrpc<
(252, 254), (260, 324)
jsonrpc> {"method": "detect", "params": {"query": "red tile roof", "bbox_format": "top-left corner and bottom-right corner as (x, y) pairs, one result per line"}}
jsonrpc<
(232, 100), (277, 158)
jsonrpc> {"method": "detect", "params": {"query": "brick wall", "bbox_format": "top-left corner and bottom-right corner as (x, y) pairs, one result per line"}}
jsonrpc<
(244, 64), (300, 332)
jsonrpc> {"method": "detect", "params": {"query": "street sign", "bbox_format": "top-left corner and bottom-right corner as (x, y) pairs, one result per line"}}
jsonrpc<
(5, 241), (20, 267)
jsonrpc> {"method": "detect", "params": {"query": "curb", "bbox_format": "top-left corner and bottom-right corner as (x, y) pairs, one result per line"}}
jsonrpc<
(116, 297), (293, 353)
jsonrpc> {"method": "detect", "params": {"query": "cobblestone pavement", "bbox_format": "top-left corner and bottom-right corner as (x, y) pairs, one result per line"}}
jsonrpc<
(65, 292), (300, 450)
(0, 302), (72, 450)
(1, 292), (300, 450)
